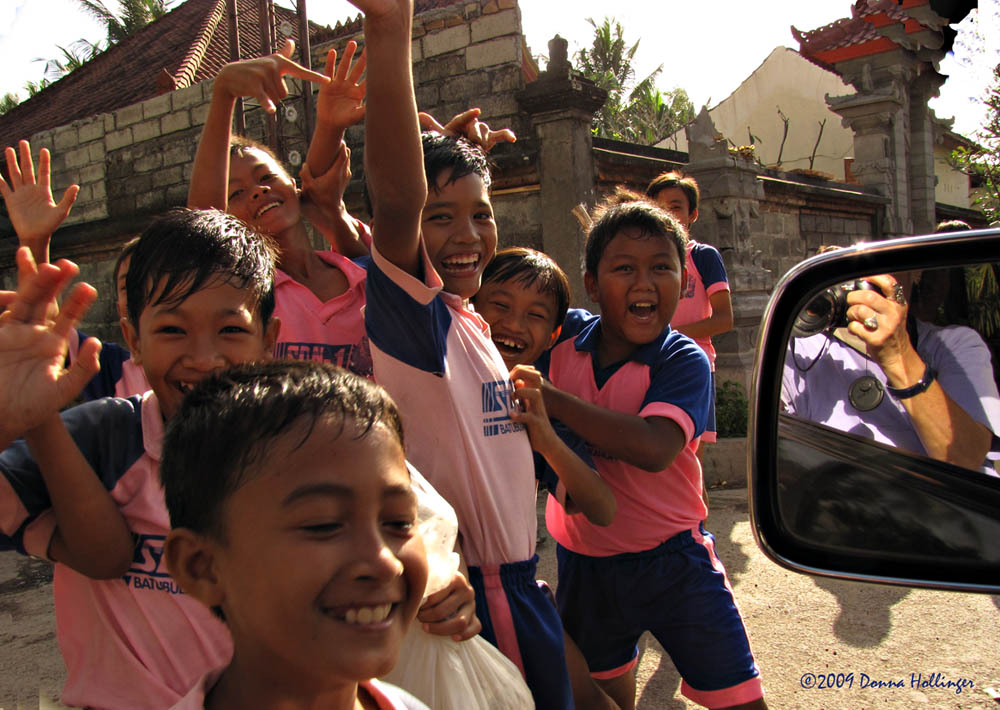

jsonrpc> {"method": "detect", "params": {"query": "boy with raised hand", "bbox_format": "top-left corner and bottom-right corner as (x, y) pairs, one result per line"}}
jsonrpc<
(358, 0), (573, 706)
(0, 209), (280, 709)
(523, 191), (766, 710)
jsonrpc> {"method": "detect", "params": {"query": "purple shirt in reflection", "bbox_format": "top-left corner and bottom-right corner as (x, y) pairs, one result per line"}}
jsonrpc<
(781, 320), (1000, 476)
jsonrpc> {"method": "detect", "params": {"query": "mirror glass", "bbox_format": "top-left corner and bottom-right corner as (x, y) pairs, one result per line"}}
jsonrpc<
(781, 264), (1000, 478)
(773, 262), (1000, 580)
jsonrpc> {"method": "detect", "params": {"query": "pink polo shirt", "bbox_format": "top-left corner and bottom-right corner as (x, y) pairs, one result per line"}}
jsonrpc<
(0, 392), (232, 709)
(364, 245), (537, 567)
(272, 250), (372, 378)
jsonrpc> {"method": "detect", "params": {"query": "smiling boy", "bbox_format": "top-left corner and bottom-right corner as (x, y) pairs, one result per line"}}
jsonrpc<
(359, 0), (572, 704)
(162, 361), (429, 709)
(0, 209), (278, 709)
(527, 192), (767, 710)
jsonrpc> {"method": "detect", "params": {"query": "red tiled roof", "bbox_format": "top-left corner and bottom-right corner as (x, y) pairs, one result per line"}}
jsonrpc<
(0, 0), (321, 149)
(792, 0), (939, 72)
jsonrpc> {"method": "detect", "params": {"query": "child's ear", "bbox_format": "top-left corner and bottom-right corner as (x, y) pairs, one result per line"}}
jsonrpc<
(262, 316), (281, 356)
(548, 325), (561, 349)
(163, 529), (226, 609)
(121, 317), (141, 365)
(689, 207), (698, 226)
(584, 271), (599, 305)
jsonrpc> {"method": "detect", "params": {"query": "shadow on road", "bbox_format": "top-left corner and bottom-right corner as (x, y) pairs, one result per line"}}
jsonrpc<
(812, 575), (910, 647)
(635, 634), (687, 710)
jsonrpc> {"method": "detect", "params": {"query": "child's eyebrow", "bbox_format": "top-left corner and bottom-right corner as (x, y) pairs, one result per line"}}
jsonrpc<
(424, 199), (491, 210)
(281, 482), (417, 506)
(282, 482), (354, 506)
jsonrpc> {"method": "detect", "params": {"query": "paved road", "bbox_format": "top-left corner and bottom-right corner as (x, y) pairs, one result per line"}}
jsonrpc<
(3, 487), (1000, 709)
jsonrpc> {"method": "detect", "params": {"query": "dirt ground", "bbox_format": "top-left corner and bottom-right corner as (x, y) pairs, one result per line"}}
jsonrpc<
(3, 487), (1000, 709)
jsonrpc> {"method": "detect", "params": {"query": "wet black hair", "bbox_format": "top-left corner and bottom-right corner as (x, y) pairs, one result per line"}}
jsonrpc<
(477, 247), (570, 330)
(124, 208), (277, 328)
(584, 187), (687, 276)
(161, 360), (405, 540)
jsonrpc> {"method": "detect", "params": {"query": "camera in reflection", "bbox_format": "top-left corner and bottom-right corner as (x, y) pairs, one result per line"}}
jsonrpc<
(792, 280), (882, 338)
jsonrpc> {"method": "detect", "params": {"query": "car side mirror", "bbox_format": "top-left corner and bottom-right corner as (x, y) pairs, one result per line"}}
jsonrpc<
(749, 228), (1000, 593)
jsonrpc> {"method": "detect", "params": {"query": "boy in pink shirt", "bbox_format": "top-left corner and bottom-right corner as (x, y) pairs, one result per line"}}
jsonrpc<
(358, 1), (572, 703)
(162, 361), (430, 710)
(0, 209), (280, 709)
(527, 192), (765, 710)
(647, 171), (733, 448)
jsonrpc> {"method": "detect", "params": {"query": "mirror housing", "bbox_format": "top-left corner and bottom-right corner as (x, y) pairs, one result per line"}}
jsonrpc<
(749, 228), (1000, 593)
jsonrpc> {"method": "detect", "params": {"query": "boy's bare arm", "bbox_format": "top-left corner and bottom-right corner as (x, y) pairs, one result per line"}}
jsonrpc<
(0, 141), (79, 266)
(510, 372), (616, 526)
(675, 290), (734, 339)
(187, 40), (329, 211)
(353, 0), (426, 275)
(511, 365), (687, 473)
(25, 416), (135, 579)
(0, 249), (100, 451)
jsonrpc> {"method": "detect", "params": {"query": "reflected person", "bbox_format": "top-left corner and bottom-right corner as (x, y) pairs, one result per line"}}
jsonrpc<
(782, 268), (1000, 474)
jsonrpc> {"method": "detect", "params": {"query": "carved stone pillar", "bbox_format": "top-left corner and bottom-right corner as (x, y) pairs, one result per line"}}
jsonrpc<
(517, 36), (607, 306)
(682, 109), (771, 390)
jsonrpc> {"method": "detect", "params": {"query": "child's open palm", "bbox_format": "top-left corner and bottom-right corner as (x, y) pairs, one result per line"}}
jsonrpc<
(316, 41), (366, 130)
(0, 248), (100, 442)
(0, 140), (79, 244)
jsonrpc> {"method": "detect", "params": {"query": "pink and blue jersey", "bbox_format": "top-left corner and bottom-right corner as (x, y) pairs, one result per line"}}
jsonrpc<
(0, 393), (232, 709)
(673, 240), (730, 371)
(540, 309), (712, 556)
(272, 250), (372, 377)
(364, 245), (536, 568)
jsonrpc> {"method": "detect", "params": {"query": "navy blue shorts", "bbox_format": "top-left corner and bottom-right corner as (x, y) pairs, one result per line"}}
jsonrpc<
(556, 526), (763, 708)
(468, 555), (573, 710)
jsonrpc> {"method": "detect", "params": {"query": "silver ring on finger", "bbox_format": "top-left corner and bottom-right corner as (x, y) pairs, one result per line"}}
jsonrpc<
(892, 282), (907, 306)
(863, 315), (879, 331)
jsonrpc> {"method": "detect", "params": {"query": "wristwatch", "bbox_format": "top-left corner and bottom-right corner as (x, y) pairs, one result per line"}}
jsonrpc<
(886, 364), (937, 399)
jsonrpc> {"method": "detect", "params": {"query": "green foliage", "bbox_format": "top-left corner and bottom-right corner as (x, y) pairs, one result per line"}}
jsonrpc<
(0, 93), (20, 116)
(965, 263), (1000, 338)
(76, 0), (174, 45)
(39, 40), (106, 84)
(716, 380), (748, 439)
(950, 61), (1000, 225)
(574, 17), (694, 146)
(23, 79), (51, 98)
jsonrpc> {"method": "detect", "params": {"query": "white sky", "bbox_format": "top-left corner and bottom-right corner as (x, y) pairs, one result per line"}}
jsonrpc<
(1, 0), (996, 137)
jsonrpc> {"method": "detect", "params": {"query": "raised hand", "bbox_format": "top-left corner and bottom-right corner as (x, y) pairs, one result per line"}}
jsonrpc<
(0, 248), (100, 446)
(0, 140), (79, 251)
(316, 41), (366, 131)
(213, 38), (330, 113)
(419, 107), (516, 152)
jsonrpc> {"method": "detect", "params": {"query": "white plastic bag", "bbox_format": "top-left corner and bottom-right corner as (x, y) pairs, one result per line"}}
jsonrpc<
(381, 466), (535, 710)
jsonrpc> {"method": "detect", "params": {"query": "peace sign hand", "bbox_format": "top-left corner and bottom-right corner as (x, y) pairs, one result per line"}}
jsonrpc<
(214, 39), (330, 113)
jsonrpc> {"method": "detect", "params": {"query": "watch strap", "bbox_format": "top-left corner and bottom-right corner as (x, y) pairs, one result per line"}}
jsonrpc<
(886, 364), (936, 399)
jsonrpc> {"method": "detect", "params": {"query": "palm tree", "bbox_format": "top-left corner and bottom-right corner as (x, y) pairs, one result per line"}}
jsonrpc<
(574, 17), (693, 145)
(76, 0), (174, 45)
(39, 40), (106, 84)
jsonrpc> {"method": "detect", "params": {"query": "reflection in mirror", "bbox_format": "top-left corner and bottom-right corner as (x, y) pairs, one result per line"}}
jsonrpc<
(781, 264), (1000, 477)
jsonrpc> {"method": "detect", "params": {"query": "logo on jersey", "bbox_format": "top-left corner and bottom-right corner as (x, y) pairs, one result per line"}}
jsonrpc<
(274, 337), (373, 378)
(481, 379), (525, 437)
(122, 533), (184, 594)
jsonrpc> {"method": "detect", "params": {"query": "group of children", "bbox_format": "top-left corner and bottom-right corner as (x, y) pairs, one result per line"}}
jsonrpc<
(0, 0), (765, 708)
